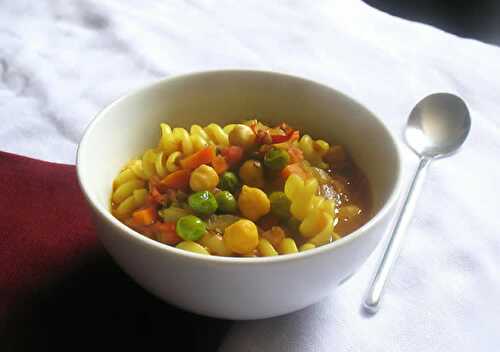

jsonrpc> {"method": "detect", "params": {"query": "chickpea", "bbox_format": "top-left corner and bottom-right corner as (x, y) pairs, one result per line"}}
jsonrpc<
(239, 160), (264, 188)
(238, 185), (270, 221)
(223, 219), (259, 255)
(229, 124), (256, 150)
(189, 165), (219, 192)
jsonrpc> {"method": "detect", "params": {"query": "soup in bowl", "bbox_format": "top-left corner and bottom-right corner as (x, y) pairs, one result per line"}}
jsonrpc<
(77, 70), (402, 319)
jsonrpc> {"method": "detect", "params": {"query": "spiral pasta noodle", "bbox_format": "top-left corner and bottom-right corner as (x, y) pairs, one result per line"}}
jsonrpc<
(284, 174), (339, 246)
(296, 135), (330, 169)
(159, 123), (230, 155)
(125, 149), (169, 181)
(204, 123), (230, 147)
(112, 167), (148, 218)
(128, 123), (233, 182)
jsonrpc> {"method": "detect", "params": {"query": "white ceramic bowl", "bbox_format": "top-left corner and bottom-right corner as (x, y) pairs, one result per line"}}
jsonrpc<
(77, 70), (402, 320)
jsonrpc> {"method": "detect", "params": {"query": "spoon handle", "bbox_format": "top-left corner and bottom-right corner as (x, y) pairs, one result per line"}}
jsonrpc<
(363, 157), (431, 314)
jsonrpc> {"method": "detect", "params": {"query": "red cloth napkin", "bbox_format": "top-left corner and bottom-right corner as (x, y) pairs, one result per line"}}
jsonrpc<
(0, 151), (229, 351)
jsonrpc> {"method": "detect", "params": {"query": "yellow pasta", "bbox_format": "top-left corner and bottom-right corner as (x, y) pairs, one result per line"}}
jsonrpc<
(115, 195), (138, 218)
(205, 123), (229, 147)
(166, 151), (182, 172)
(113, 168), (137, 188)
(112, 179), (145, 204)
(161, 123), (227, 154)
(159, 123), (177, 154)
(284, 174), (338, 245)
(299, 243), (316, 252)
(199, 232), (233, 256)
(133, 189), (148, 205)
(158, 123), (194, 156)
(284, 174), (318, 221)
(223, 124), (237, 134)
(173, 128), (194, 156)
(190, 124), (211, 151)
(127, 159), (147, 180)
(258, 238), (278, 257)
(132, 149), (169, 180)
(278, 238), (298, 254)
(114, 188), (148, 218)
(176, 241), (210, 255)
(111, 158), (150, 218)
(297, 135), (329, 169)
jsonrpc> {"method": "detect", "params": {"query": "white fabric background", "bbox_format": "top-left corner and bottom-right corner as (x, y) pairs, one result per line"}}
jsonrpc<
(1, 1), (499, 351)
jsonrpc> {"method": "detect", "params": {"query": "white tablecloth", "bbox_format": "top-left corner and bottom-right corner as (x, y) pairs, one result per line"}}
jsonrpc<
(1, 1), (499, 351)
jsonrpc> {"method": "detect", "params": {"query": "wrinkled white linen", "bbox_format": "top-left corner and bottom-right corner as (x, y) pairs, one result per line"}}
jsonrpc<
(1, 1), (499, 351)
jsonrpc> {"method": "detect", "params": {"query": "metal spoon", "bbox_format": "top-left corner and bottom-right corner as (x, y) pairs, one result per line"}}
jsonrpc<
(363, 93), (471, 314)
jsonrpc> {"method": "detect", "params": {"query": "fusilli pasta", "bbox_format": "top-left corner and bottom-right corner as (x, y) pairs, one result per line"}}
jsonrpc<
(296, 135), (330, 169)
(284, 174), (340, 246)
(112, 167), (148, 218)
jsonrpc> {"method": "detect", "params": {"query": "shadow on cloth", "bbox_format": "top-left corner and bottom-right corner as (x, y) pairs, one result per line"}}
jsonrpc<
(2, 250), (231, 352)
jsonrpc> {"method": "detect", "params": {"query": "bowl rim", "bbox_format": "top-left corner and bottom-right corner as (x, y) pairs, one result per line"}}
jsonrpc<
(77, 69), (403, 265)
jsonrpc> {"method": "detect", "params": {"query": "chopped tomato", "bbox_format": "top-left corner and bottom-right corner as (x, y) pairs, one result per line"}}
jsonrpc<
(152, 222), (182, 245)
(179, 147), (215, 170)
(220, 146), (243, 166)
(160, 169), (191, 190)
(270, 134), (289, 144)
(148, 186), (167, 206)
(132, 207), (157, 226)
(211, 155), (229, 174)
(271, 129), (299, 144)
(281, 162), (309, 180)
(146, 177), (167, 205)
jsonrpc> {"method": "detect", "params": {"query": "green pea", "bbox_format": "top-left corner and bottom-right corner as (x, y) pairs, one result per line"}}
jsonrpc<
(264, 148), (289, 170)
(269, 191), (291, 219)
(188, 191), (218, 215)
(176, 215), (206, 241)
(218, 171), (240, 193)
(286, 217), (301, 236)
(215, 191), (237, 214)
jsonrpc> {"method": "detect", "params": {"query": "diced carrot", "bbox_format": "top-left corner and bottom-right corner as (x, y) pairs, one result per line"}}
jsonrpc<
(211, 155), (229, 174)
(132, 207), (157, 226)
(160, 169), (191, 190)
(281, 163), (309, 180)
(152, 222), (182, 245)
(179, 147), (215, 170)
(287, 146), (304, 163)
(220, 146), (243, 166)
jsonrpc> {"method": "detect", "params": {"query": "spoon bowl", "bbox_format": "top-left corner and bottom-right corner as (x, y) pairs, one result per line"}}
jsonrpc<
(405, 93), (471, 158)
